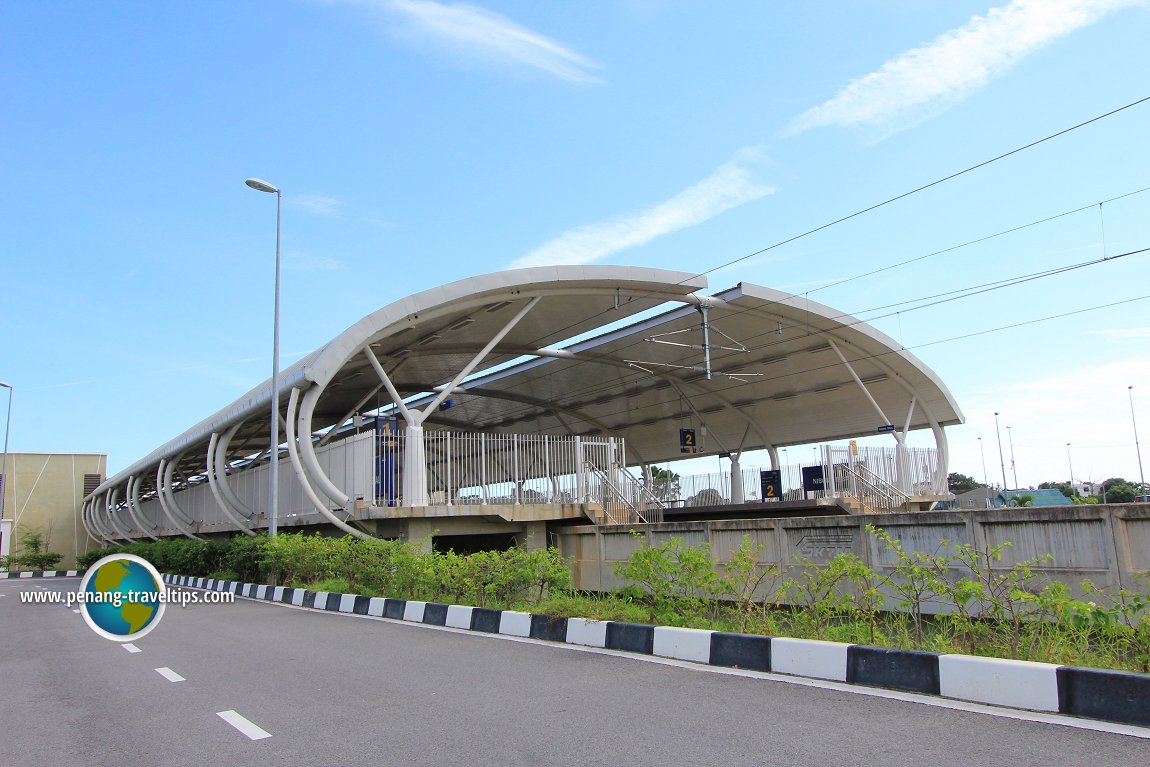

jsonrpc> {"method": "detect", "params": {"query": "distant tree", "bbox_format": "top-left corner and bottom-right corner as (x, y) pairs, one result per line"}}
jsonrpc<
(947, 472), (983, 495)
(648, 467), (681, 502)
(1009, 493), (1035, 508)
(1038, 481), (1074, 499)
(1100, 478), (1138, 504)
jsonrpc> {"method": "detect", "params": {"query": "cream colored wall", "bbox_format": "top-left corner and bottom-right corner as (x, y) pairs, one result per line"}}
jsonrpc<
(1, 452), (106, 569)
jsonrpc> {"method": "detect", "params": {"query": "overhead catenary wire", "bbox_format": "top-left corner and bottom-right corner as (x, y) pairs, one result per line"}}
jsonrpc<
(514, 95), (1150, 354)
(369, 99), (1150, 430)
(699, 95), (1150, 279)
(507, 291), (1150, 431)
(445, 244), (1149, 426)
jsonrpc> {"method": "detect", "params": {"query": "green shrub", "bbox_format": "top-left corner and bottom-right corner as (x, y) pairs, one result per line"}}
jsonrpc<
(615, 532), (722, 623)
(7, 527), (65, 571)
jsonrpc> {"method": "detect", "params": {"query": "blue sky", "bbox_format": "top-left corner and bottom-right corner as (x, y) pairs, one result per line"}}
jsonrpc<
(2, 0), (1149, 490)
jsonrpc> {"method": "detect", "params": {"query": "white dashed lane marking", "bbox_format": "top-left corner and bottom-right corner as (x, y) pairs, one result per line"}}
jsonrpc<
(154, 667), (185, 683)
(121, 643), (141, 654)
(216, 710), (271, 740)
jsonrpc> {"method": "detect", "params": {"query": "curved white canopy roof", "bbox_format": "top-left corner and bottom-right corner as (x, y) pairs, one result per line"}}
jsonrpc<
(91, 265), (962, 500)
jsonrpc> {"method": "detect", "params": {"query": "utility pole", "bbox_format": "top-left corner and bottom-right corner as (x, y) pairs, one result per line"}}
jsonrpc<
(994, 412), (1008, 490)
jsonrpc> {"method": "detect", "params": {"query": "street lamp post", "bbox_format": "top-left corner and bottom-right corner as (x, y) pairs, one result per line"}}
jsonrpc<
(1, 382), (12, 546)
(1131, 386), (1147, 498)
(245, 178), (282, 538)
(994, 412), (1008, 490)
(978, 436), (990, 508)
(1006, 425), (1019, 489)
(1066, 443), (1074, 497)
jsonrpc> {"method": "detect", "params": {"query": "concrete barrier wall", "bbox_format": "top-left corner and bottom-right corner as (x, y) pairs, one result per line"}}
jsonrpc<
(554, 504), (1150, 603)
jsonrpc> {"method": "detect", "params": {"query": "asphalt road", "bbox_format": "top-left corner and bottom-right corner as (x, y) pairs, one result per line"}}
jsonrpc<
(2, 577), (1148, 766)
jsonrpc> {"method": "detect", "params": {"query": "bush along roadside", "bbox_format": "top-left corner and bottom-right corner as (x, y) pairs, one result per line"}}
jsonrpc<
(80, 533), (572, 612)
(1, 526), (64, 572)
(80, 526), (1150, 674)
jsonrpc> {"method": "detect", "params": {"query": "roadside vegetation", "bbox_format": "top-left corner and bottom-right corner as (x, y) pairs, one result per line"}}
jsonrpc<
(78, 525), (1150, 674)
(0, 525), (64, 572)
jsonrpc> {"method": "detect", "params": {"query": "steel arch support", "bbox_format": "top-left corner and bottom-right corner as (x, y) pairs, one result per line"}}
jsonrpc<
(296, 384), (353, 509)
(216, 422), (257, 520)
(159, 455), (204, 540)
(81, 498), (109, 545)
(89, 494), (116, 544)
(80, 498), (97, 544)
(106, 487), (138, 543)
(206, 433), (256, 536)
(125, 475), (160, 541)
(286, 388), (369, 539)
(156, 459), (204, 540)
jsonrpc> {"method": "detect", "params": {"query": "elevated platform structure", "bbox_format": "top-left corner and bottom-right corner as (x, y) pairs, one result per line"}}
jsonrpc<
(82, 266), (963, 546)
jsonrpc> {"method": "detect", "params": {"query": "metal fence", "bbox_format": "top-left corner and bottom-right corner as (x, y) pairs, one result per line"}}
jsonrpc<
(667, 444), (941, 510)
(375, 430), (638, 510)
(133, 432), (377, 531)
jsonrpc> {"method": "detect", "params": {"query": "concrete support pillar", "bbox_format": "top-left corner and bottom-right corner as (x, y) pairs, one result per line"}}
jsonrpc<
(403, 424), (428, 508)
(515, 521), (548, 550)
(405, 518), (435, 552)
(730, 453), (744, 504)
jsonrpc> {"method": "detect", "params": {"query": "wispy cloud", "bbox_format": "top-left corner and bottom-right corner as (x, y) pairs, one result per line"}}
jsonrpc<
(284, 252), (346, 272)
(947, 353), (1150, 486)
(289, 195), (342, 217)
(510, 151), (774, 269)
(337, 0), (603, 83)
(784, 0), (1141, 137)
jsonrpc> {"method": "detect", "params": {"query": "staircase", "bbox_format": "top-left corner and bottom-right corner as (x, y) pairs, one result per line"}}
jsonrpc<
(834, 462), (911, 513)
(582, 462), (665, 525)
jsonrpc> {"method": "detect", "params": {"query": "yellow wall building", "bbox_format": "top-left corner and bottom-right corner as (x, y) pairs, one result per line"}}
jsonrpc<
(1, 452), (106, 570)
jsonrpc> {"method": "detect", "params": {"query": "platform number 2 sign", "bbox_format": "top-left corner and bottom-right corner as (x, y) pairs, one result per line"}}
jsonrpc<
(760, 469), (781, 500)
(679, 428), (699, 454)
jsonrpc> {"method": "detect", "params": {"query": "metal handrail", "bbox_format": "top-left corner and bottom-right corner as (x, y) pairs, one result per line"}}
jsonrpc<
(582, 462), (659, 525)
(854, 463), (909, 502)
(621, 466), (666, 523)
(834, 463), (909, 510)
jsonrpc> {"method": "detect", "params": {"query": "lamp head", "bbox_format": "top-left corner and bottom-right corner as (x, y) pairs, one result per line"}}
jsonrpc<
(245, 178), (279, 194)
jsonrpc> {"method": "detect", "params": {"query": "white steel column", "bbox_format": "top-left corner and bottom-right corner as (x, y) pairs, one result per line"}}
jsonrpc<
(829, 339), (918, 495)
(163, 455), (200, 528)
(402, 424), (427, 508)
(285, 388), (369, 539)
(828, 340), (893, 430)
(360, 297), (542, 510)
(445, 431), (453, 506)
(766, 445), (780, 471)
(295, 385), (354, 509)
(480, 433), (488, 504)
(106, 488), (138, 542)
(82, 498), (110, 545)
(932, 422), (950, 495)
(575, 436), (586, 502)
(156, 459), (204, 540)
(125, 475), (159, 541)
(216, 423), (257, 520)
(90, 493), (115, 544)
(206, 433), (256, 535)
(730, 453), (743, 504)
(824, 445), (837, 497)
